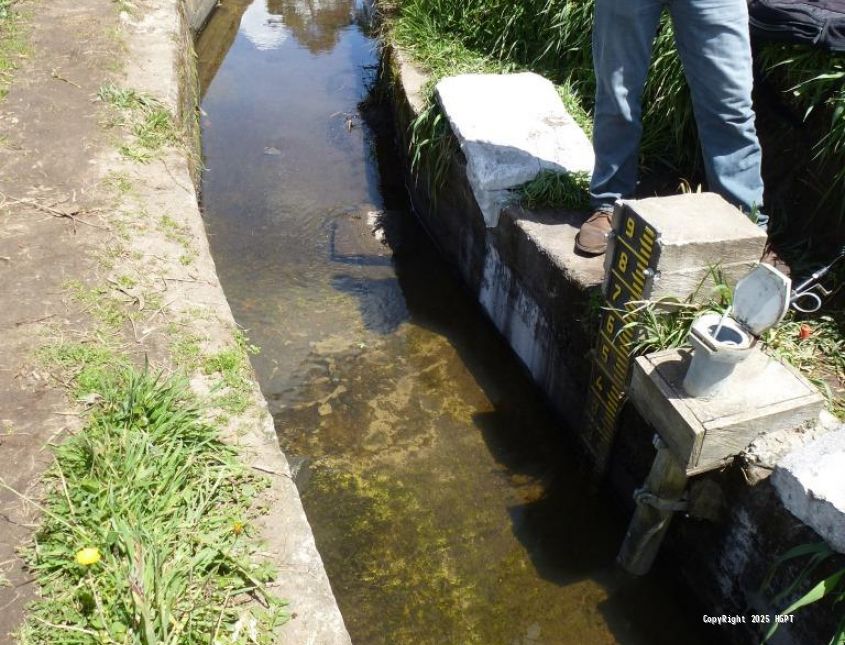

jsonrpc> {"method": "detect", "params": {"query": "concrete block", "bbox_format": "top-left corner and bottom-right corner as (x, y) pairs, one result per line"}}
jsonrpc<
(186, 0), (218, 34)
(391, 48), (428, 115)
(742, 410), (839, 484)
(611, 194), (768, 300)
(772, 428), (845, 553)
(629, 347), (825, 474)
(468, 183), (513, 233)
(435, 72), (594, 227)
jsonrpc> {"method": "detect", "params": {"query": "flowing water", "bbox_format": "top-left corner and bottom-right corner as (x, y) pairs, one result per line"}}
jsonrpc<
(197, 2), (711, 643)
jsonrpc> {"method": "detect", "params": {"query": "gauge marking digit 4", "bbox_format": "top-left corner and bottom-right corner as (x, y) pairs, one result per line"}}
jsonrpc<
(583, 205), (661, 472)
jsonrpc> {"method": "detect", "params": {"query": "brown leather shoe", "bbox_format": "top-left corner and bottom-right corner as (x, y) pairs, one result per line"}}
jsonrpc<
(575, 210), (613, 255)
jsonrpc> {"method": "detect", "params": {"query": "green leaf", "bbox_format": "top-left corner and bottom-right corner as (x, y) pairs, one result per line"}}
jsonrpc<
(765, 569), (845, 642)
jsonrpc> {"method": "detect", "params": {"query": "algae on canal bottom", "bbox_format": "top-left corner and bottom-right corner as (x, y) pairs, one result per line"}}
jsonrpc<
(273, 318), (704, 645)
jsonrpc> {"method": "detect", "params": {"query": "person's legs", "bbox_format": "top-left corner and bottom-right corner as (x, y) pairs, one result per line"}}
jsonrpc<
(590, 0), (665, 211)
(668, 0), (766, 226)
(579, 0), (664, 254)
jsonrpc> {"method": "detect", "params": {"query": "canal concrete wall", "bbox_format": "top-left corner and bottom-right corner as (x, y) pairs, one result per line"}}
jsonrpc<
(185, 0), (217, 34)
(385, 45), (844, 644)
(133, 2), (352, 642)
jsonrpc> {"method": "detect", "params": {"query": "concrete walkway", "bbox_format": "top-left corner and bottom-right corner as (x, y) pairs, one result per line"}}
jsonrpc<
(0, 0), (349, 642)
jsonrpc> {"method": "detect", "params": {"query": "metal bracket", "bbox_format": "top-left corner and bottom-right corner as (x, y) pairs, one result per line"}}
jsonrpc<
(633, 487), (689, 513)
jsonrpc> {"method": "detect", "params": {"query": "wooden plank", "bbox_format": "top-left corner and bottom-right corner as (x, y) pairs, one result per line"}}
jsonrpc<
(630, 355), (701, 471)
(699, 393), (825, 466)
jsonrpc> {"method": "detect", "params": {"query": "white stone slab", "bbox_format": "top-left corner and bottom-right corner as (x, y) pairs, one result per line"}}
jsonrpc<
(435, 72), (594, 227)
(772, 428), (845, 553)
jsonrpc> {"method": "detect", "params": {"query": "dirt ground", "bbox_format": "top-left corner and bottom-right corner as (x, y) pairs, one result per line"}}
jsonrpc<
(0, 0), (349, 642)
(0, 0), (116, 636)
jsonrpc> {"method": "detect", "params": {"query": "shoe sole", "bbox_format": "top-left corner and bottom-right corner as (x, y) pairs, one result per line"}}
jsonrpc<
(574, 235), (607, 256)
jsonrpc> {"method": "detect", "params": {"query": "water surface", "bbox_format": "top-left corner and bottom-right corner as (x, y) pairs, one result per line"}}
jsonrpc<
(198, 3), (711, 643)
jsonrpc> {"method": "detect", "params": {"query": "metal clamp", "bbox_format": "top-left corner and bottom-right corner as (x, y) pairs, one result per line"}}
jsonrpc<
(789, 245), (844, 313)
(633, 487), (689, 513)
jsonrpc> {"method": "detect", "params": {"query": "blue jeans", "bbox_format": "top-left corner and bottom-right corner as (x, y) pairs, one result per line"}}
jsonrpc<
(590, 0), (767, 228)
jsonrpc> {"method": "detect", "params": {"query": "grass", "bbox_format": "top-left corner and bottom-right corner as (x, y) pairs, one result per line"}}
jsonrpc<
(202, 332), (260, 415)
(103, 172), (135, 197)
(169, 329), (260, 416)
(761, 542), (845, 645)
(517, 170), (590, 210)
(0, 0), (29, 101)
(12, 368), (287, 644)
(65, 279), (130, 331)
(618, 268), (733, 355)
(757, 44), (845, 235)
(39, 340), (129, 398)
(98, 83), (180, 162)
(763, 313), (845, 417)
(158, 214), (197, 265)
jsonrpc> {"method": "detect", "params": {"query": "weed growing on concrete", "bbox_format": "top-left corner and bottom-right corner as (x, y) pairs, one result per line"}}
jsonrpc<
(102, 171), (136, 198)
(111, 0), (136, 16)
(158, 213), (197, 264)
(65, 279), (130, 331)
(158, 213), (193, 249)
(14, 368), (288, 643)
(518, 170), (590, 211)
(98, 83), (180, 162)
(168, 327), (260, 415)
(39, 340), (129, 397)
(202, 332), (260, 414)
(408, 102), (457, 201)
(170, 330), (203, 366)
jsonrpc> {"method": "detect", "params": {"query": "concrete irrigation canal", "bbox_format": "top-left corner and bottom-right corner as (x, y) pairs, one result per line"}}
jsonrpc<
(1, 0), (842, 641)
(196, 2), (713, 643)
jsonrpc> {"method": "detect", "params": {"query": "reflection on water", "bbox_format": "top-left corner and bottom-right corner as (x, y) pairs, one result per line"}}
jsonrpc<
(198, 1), (710, 643)
(266, 0), (369, 53)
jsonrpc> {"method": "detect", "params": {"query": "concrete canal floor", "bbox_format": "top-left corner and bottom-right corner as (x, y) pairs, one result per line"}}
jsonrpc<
(198, 1), (715, 643)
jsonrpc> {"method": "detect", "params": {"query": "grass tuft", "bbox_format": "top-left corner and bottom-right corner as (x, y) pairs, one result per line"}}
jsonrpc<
(65, 279), (129, 331)
(39, 341), (129, 398)
(518, 170), (590, 210)
(15, 368), (287, 644)
(98, 83), (180, 162)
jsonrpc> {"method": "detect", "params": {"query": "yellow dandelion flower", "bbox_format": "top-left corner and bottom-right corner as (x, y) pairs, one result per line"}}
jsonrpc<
(75, 547), (101, 566)
(232, 521), (244, 536)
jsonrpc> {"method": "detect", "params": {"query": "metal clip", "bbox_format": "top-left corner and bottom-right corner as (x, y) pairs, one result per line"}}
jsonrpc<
(789, 246), (844, 313)
(633, 487), (689, 512)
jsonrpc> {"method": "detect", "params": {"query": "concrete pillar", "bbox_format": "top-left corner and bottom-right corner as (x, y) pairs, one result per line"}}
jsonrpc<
(584, 192), (768, 474)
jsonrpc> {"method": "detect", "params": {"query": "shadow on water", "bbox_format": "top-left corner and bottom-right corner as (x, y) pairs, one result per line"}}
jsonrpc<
(198, 1), (715, 643)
